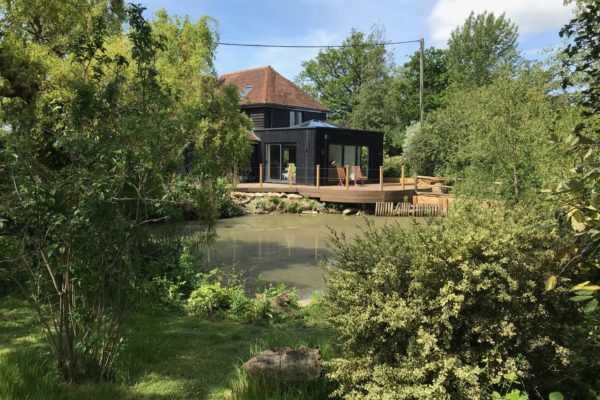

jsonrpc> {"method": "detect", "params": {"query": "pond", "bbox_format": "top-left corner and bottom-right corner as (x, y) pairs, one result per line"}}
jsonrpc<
(178, 214), (415, 300)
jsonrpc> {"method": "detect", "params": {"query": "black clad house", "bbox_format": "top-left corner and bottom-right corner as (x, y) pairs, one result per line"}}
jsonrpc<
(220, 66), (383, 185)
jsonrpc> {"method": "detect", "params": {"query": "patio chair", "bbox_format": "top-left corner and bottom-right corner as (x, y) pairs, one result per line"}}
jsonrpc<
(336, 165), (346, 186)
(352, 165), (367, 186)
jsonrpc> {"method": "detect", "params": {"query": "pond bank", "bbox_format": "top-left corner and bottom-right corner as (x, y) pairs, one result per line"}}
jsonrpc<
(230, 191), (368, 216)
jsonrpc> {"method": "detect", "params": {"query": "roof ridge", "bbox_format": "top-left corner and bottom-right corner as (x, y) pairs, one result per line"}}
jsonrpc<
(219, 65), (272, 77)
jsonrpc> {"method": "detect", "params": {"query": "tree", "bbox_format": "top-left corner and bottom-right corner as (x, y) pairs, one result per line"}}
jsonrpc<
(387, 47), (449, 150)
(296, 28), (391, 125)
(404, 68), (578, 200)
(447, 12), (520, 89)
(0, 2), (250, 382)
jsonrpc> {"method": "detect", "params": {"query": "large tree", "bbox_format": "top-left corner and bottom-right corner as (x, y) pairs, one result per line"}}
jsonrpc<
(296, 28), (391, 125)
(385, 47), (449, 150)
(403, 68), (578, 200)
(446, 11), (520, 89)
(0, 1), (250, 381)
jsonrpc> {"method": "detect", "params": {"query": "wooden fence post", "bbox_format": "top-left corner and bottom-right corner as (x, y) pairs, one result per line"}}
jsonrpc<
(380, 166), (384, 191)
(316, 164), (320, 189)
(345, 165), (349, 190)
(401, 163), (405, 189)
(259, 163), (263, 189)
(288, 163), (292, 187)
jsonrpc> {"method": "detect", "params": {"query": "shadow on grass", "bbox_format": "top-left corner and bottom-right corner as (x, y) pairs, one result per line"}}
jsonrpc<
(1, 297), (335, 400)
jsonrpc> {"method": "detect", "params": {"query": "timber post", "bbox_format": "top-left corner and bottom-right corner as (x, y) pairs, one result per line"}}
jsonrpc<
(345, 165), (349, 190)
(316, 164), (320, 189)
(401, 163), (405, 189)
(288, 163), (292, 187)
(380, 166), (384, 191)
(259, 163), (263, 189)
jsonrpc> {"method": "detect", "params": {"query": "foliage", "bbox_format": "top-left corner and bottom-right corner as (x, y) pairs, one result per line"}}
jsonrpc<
(386, 48), (449, 149)
(186, 268), (248, 318)
(382, 155), (405, 177)
(137, 238), (207, 307)
(186, 269), (300, 325)
(296, 27), (391, 126)
(553, 0), (600, 292)
(447, 12), (521, 90)
(0, 1), (250, 382)
(404, 69), (578, 200)
(324, 203), (590, 399)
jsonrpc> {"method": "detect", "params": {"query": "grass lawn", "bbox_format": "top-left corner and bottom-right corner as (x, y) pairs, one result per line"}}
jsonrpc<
(0, 296), (335, 400)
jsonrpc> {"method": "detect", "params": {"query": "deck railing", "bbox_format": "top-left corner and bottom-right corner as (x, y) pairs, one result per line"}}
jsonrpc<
(245, 164), (454, 196)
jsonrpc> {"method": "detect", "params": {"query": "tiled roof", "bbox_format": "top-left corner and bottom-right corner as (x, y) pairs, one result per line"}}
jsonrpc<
(220, 66), (330, 112)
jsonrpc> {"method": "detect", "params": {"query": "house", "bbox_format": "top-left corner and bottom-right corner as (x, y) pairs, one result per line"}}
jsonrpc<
(220, 66), (383, 185)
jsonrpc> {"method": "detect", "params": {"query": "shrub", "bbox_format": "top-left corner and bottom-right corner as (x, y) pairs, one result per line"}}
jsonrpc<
(383, 155), (405, 177)
(186, 270), (299, 325)
(186, 269), (248, 318)
(324, 202), (586, 399)
(282, 200), (301, 213)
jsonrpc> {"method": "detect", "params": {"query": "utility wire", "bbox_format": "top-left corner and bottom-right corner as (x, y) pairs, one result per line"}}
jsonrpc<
(217, 40), (420, 48)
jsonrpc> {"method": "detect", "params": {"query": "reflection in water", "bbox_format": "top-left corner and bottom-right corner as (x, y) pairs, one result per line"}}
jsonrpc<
(181, 214), (413, 299)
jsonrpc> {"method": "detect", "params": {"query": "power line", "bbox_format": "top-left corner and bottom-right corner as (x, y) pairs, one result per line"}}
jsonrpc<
(217, 40), (420, 49)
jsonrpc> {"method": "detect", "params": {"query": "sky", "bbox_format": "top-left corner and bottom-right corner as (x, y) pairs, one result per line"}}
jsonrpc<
(138, 0), (575, 80)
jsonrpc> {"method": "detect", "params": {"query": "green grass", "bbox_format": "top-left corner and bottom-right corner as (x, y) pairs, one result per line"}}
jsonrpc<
(0, 296), (335, 400)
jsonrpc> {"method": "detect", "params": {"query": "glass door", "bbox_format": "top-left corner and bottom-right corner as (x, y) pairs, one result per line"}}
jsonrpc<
(266, 144), (297, 182)
(266, 144), (281, 181)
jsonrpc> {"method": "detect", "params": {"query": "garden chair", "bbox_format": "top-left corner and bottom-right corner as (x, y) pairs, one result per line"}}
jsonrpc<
(336, 165), (346, 186)
(352, 165), (367, 186)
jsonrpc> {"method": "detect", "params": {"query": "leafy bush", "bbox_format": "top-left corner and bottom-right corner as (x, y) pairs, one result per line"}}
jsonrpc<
(383, 155), (405, 177)
(324, 202), (587, 399)
(186, 271), (300, 325)
(136, 237), (207, 307)
(282, 200), (301, 213)
(186, 269), (248, 318)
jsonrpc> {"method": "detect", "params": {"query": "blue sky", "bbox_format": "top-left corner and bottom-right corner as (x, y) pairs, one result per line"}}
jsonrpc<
(138, 0), (574, 79)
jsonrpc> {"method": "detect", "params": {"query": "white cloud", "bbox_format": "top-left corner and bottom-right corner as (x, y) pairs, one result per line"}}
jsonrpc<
(428, 0), (574, 46)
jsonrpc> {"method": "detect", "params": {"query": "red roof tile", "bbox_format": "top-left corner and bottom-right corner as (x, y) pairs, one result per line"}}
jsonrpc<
(220, 66), (330, 112)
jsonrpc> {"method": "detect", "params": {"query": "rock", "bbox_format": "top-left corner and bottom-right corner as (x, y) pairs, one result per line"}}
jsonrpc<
(287, 194), (303, 200)
(244, 347), (322, 381)
(253, 193), (266, 198)
(266, 192), (280, 198)
(231, 192), (248, 198)
(302, 210), (318, 214)
(342, 208), (357, 216)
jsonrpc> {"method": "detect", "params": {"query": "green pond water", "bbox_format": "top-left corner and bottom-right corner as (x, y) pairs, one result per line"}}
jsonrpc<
(178, 214), (414, 299)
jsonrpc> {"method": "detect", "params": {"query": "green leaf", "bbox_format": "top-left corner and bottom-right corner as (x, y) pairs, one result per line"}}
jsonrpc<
(570, 295), (593, 301)
(545, 276), (557, 291)
(549, 392), (564, 400)
(583, 299), (598, 313)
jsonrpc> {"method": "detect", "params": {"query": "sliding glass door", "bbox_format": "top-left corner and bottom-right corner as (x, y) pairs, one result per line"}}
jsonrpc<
(328, 144), (370, 179)
(266, 144), (296, 181)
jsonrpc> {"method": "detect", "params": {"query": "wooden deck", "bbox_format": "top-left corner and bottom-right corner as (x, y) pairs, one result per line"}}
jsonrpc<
(235, 182), (430, 204)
